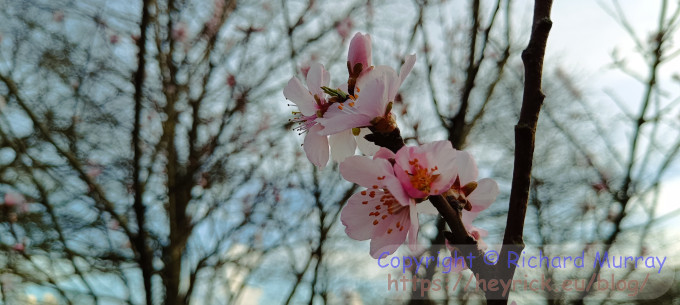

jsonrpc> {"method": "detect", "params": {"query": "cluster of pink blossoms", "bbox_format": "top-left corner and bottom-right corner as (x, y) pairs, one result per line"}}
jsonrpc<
(283, 33), (499, 260)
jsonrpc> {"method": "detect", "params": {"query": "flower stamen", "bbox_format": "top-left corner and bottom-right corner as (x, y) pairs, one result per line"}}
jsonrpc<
(406, 158), (440, 193)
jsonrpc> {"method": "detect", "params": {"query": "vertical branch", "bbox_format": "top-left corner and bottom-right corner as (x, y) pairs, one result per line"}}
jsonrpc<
(132, 0), (153, 304)
(496, 0), (553, 298)
(448, 0), (480, 149)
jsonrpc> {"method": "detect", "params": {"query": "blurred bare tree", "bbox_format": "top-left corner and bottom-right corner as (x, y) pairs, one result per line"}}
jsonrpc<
(0, 0), (367, 304)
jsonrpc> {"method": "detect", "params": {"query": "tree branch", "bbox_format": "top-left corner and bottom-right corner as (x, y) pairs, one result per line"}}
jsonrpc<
(495, 1), (553, 302)
(132, 0), (154, 304)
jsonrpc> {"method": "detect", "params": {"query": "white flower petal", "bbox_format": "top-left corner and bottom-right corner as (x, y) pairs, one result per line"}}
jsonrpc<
(316, 109), (372, 135)
(339, 156), (395, 189)
(468, 178), (499, 212)
(283, 77), (317, 116)
(408, 200), (420, 252)
(356, 128), (380, 156)
(454, 151), (479, 184)
(399, 54), (417, 86)
(306, 63), (330, 97)
(369, 209), (410, 258)
(329, 129), (357, 162)
(341, 191), (383, 240)
(303, 124), (329, 168)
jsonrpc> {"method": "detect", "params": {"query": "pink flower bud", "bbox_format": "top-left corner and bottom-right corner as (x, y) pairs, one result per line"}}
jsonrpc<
(347, 33), (372, 76)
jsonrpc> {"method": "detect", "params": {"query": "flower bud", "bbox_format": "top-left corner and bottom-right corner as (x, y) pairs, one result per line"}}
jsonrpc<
(347, 33), (372, 77)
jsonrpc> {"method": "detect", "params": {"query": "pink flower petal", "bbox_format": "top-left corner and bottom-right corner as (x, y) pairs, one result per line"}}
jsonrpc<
(339, 156), (395, 189)
(373, 147), (396, 161)
(468, 178), (499, 212)
(283, 77), (317, 116)
(420, 141), (457, 195)
(341, 191), (383, 240)
(329, 129), (357, 162)
(358, 65), (404, 103)
(4, 193), (25, 207)
(358, 66), (398, 108)
(348, 33), (372, 72)
(383, 177), (412, 207)
(369, 208), (410, 258)
(399, 54), (416, 86)
(354, 74), (390, 119)
(470, 228), (488, 250)
(303, 124), (329, 168)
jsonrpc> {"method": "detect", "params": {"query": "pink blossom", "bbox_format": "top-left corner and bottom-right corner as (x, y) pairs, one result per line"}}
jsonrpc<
(336, 18), (353, 41)
(413, 150), (498, 264)
(316, 55), (416, 135)
(283, 63), (357, 168)
(86, 161), (103, 178)
(4, 193), (25, 208)
(299, 61), (312, 78)
(171, 22), (188, 42)
(339, 141), (457, 258)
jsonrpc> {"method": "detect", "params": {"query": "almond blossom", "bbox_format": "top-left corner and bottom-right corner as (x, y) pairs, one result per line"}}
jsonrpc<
(339, 141), (458, 258)
(446, 151), (499, 215)
(335, 17), (354, 41)
(283, 63), (356, 168)
(420, 151), (499, 242)
(4, 192), (25, 208)
(316, 54), (416, 136)
(436, 151), (499, 272)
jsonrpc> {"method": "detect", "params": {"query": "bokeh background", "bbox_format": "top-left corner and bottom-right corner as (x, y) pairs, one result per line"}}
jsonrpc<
(0, 0), (678, 304)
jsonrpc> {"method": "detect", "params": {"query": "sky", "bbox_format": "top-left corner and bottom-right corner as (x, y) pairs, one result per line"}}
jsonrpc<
(547, 0), (680, 223)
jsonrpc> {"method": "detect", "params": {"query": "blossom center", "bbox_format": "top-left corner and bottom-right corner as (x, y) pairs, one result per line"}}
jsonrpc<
(406, 158), (440, 194)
